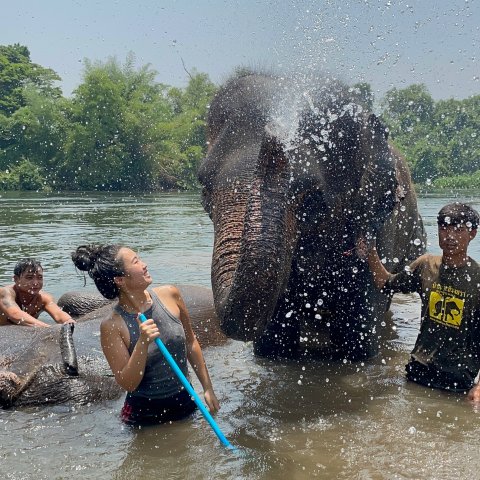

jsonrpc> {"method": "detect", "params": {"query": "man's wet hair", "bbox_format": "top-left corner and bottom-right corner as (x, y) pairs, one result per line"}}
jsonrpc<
(437, 202), (479, 230)
(13, 258), (43, 277)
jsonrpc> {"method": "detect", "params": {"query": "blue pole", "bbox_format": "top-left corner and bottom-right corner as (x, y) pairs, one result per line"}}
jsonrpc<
(138, 313), (235, 451)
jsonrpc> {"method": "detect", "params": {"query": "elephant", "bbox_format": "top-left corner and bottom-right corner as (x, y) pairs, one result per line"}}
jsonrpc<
(198, 71), (426, 361)
(0, 285), (225, 408)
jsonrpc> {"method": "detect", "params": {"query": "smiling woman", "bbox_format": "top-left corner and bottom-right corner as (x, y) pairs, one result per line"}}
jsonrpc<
(70, 244), (220, 426)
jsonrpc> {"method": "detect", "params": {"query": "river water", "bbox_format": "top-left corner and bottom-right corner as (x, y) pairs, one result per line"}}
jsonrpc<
(1, 191), (480, 479)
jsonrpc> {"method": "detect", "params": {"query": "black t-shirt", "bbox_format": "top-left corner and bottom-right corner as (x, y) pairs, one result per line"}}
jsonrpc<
(385, 254), (480, 387)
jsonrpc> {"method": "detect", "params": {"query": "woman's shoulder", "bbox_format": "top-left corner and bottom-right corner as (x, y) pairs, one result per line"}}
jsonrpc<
(100, 310), (124, 333)
(152, 284), (181, 300)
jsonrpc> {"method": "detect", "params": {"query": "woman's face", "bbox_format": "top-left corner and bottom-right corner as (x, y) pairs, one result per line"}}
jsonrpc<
(117, 247), (153, 290)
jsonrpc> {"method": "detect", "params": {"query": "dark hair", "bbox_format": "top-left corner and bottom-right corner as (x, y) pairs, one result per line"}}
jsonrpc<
(71, 244), (124, 299)
(14, 258), (43, 277)
(437, 203), (479, 230)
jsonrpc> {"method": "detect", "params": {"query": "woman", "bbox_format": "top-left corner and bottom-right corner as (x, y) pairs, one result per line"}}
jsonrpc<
(71, 244), (220, 425)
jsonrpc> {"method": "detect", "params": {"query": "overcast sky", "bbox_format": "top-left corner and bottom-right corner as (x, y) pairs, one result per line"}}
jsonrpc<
(3, 0), (479, 101)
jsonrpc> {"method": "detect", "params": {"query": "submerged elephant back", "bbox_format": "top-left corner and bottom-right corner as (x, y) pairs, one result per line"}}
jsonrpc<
(58, 291), (114, 318)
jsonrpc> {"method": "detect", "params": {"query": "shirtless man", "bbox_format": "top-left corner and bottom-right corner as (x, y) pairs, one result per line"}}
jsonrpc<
(0, 258), (74, 327)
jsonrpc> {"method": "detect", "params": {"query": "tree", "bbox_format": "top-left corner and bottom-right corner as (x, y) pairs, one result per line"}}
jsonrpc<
(381, 84), (434, 140)
(156, 71), (216, 188)
(380, 84), (480, 184)
(0, 44), (61, 115)
(62, 55), (177, 190)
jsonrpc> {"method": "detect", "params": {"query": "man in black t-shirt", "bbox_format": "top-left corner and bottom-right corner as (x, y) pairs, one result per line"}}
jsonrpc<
(362, 202), (480, 401)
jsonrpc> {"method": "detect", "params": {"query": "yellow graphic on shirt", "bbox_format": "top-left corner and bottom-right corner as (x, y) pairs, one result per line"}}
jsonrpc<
(429, 284), (465, 328)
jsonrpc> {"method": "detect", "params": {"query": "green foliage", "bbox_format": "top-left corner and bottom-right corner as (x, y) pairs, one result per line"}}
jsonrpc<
(1, 42), (478, 192)
(380, 83), (480, 184)
(0, 45), (218, 191)
(0, 158), (46, 191)
(0, 44), (61, 115)
(58, 56), (215, 190)
(154, 71), (216, 188)
(0, 88), (69, 174)
(432, 171), (480, 189)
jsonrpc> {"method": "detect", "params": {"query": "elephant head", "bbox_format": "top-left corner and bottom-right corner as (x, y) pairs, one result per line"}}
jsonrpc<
(199, 72), (425, 358)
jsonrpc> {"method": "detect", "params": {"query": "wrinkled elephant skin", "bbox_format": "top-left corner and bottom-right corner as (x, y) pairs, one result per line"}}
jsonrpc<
(0, 285), (225, 408)
(198, 72), (426, 360)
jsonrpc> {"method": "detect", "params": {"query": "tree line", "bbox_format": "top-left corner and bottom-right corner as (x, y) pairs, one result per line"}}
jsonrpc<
(0, 44), (479, 191)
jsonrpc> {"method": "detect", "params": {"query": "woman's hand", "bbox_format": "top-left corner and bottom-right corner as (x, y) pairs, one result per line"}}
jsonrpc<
(204, 387), (220, 414)
(137, 316), (160, 344)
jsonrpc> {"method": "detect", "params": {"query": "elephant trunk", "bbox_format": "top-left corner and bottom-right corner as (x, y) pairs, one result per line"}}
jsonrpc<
(213, 136), (296, 341)
(60, 323), (79, 376)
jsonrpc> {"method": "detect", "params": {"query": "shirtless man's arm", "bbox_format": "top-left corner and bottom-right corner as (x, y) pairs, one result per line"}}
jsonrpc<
(0, 287), (49, 327)
(43, 292), (75, 324)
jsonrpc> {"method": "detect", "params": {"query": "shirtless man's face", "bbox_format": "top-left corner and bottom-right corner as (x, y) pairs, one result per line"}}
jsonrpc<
(14, 268), (44, 296)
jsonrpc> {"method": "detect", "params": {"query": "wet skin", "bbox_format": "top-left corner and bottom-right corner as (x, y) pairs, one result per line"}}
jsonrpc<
(0, 268), (73, 327)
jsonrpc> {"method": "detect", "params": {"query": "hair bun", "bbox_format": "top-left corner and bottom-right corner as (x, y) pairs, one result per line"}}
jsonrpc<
(71, 244), (100, 272)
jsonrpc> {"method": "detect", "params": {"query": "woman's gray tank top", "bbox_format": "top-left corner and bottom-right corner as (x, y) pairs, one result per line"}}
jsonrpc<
(114, 289), (189, 400)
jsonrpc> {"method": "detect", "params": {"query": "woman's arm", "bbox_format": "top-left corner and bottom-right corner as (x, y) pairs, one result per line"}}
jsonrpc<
(100, 314), (159, 392)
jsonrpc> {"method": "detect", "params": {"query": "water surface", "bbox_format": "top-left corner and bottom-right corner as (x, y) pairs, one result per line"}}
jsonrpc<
(1, 191), (480, 479)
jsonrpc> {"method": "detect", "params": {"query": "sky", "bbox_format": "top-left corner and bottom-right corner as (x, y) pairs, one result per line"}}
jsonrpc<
(3, 0), (479, 102)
